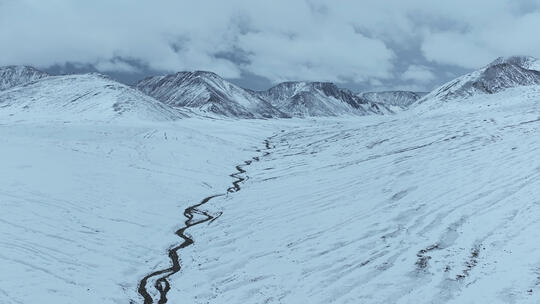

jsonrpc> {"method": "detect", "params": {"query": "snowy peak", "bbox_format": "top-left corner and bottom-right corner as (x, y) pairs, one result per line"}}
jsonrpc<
(419, 56), (540, 103)
(257, 81), (389, 117)
(488, 55), (540, 70)
(481, 62), (540, 92)
(359, 91), (427, 110)
(261, 81), (358, 106)
(0, 73), (186, 122)
(0, 65), (49, 91)
(136, 71), (288, 119)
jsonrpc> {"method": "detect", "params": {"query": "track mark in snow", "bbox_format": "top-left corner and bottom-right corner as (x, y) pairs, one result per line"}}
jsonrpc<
(456, 245), (482, 280)
(366, 139), (389, 149)
(137, 137), (275, 304)
(415, 244), (441, 270)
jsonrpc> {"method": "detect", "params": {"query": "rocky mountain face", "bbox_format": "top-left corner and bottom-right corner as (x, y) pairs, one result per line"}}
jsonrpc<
(359, 91), (427, 110)
(0, 73), (186, 121)
(256, 81), (389, 117)
(135, 71), (288, 119)
(0, 66), (49, 91)
(418, 56), (540, 103)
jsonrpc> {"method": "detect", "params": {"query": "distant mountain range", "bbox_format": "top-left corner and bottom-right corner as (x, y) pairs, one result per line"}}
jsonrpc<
(255, 82), (390, 117)
(1, 55), (540, 121)
(135, 73), (393, 118)
(359, 91), (427, 110)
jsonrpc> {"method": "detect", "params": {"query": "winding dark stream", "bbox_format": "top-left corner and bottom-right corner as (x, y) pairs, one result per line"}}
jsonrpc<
(137, 137), (274, 304)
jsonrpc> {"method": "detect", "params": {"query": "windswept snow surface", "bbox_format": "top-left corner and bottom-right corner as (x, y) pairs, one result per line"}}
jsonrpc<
(0, 119), (288, 303)
(167, 87), (540, 303)
(2, 85), (540, 303)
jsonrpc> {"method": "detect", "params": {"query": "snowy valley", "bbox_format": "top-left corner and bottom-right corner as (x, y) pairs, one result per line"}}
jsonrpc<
(1, 56), (540, 304)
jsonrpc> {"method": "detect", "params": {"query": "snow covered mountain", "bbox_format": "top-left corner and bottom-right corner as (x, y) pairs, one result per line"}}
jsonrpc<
(0, 73), (186, 122)
(418, 56), (540, 103)
(135, 71), (288, 119)
(0, 65), (49, 91)
(256, 81), (390, 117)
(359, 91), (427, 110)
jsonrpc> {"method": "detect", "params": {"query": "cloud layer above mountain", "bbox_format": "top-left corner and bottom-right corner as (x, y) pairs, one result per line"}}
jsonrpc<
(1, 0), (539, 91)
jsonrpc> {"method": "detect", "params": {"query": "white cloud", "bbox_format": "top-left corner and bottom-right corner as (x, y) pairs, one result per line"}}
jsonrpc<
(401, 65), (435, 83)
(0, 0), (397, 83)
(1, 0), (540, 87)
(0, 0), (246, 78)
(416, 1), (540, 69)
(238, 25), (394, 83)
(94, 60), (139, 73)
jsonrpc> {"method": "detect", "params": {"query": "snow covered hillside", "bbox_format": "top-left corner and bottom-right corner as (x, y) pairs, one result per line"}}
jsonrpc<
(135, 71), (287, 119)
(257, 81), (390, 117)
(0, 73), (187, 122)
(360, 90), (427, 110)
(0, 118), (294, 304)
(165, 85), (540, 303)
(418, 56), (540, 103)
(0, 65), (49, 91)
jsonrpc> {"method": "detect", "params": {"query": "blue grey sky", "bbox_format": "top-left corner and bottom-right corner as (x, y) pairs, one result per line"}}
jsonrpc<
(2, 0), (540, 92)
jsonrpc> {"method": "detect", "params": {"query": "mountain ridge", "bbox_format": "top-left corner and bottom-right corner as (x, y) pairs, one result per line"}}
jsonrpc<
(256, 81), (390, 117)
(3, 55), (540, 120)
(0, 73), (187, 121)
(135, 71), (288, 119)
(359, 91), (427, 110)
(417, 55), (540, 104)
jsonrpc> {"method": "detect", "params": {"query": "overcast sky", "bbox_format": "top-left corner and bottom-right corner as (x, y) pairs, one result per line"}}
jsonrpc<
(2, 0), (540, 92)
